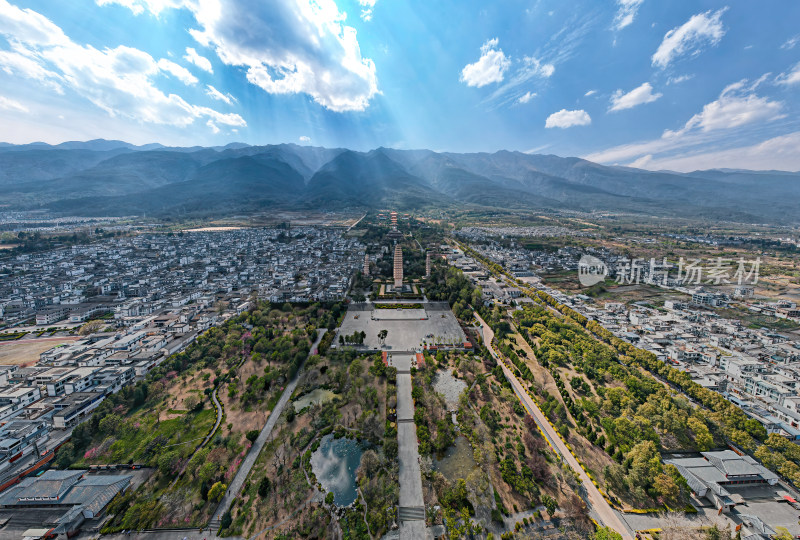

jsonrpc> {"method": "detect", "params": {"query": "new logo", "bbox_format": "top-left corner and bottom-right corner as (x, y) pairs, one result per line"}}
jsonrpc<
(578, 255), (608, 287)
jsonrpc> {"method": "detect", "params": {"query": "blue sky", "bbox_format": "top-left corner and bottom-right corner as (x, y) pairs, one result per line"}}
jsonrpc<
(1, 0), (799, 171)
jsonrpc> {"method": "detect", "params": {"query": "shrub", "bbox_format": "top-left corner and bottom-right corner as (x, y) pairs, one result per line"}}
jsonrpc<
(208, 481), (227, 502)
(220, 510), (232, 530)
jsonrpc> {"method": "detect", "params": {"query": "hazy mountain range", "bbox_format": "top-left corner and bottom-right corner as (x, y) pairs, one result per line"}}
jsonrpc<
(1, 139), (799, 223)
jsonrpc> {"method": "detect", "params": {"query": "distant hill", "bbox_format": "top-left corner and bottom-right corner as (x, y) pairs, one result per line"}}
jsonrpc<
(0, 139), (799, 223)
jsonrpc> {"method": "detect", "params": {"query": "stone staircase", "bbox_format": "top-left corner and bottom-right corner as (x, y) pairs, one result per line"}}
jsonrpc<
(398, 506), (425, 522)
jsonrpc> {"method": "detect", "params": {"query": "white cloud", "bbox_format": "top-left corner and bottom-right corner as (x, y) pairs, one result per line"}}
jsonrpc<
(0, 0), (69, 46)
(525, 143), (552, 154)
(0, 50), (64, 93)
(183, 47), (213, 73)
(358, 0), (376, 21)
(482, 16), (590, 109)
(460, 38), (511, 88)
(667, 74), (693, 85)
(585, 79), (784, 164)
(0, 0), (245, 130)
(517, 91), (537, 104)
(205, 84), (236, 105)
(627, 154), (653, 169)
(584, 89), (597, 97)
(299, 135), (311, 142)
(206, 119), (219, 134)
(613, 0), (644, 31)
(776, 62), (800, 86)
(652, 8), (727, 68)
(96, 0), (186, 17)
(0, 95), (28, 112)
(667, 80), (782, 135)
(481, 55), (553, 108)
(71, 0), (382, 113)
(545, 109), (591, 128)
(157, 58), (198, 85)
(184, 0), (378, 112)
(521, 56), (554, 79)
(626, 131), (800, 172)
(609, 82), (662, 112)
(781, 34), (800, 50)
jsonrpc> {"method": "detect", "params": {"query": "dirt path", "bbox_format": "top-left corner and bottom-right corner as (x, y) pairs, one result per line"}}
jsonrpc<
(474, 312), (634, 540)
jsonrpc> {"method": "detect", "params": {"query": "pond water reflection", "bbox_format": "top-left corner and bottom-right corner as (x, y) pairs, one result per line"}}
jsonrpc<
(310, 434), (363, 506)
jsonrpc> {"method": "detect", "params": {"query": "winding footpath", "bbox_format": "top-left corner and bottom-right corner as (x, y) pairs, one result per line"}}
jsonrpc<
(168, 386), (223, 489)
(473, 312), (634, 540)
(208, 329), (327, 531)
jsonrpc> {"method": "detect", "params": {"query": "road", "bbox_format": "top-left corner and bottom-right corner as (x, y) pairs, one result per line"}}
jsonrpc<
(346, 212), (367, 232)
(208, 329), (327, 530)
(473, 312), (634, 540)
(390, 353), (428, 540)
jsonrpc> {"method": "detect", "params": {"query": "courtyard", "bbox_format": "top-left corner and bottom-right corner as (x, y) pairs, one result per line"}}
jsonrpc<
(334, 301), (467, 351)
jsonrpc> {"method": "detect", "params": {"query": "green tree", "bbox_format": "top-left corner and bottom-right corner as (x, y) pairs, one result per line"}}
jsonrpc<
(704, 524), (731, 540)
(653, 472), (679, 504)
(688, 416), (714, 451)
(541, 494), (557, 517)
(593, 526), (623, 540)
(208, 481), (227, 502)
(157, 450), (179, 475)
(99, 413), (122, 435)
(258, 476), (270, 497)
(349, 357), (364, 378)
(378, 329), (388, 345)
(626, 440), (661, 490)
(198, 461), (219, 483)
(55, 442), (75, 469)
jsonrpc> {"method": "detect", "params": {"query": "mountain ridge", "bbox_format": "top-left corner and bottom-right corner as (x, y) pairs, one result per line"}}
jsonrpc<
(1, 140), (798, 223)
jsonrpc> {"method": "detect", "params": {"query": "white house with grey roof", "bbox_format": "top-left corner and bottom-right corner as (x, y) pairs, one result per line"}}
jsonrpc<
(665, 450), (779, 513)
(0, 469), (131, 538)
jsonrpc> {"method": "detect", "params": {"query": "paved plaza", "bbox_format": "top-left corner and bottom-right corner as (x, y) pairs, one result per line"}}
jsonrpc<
(335, 301), (467, 351)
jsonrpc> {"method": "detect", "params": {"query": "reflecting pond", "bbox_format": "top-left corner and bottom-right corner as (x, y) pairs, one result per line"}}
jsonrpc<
(293, 388), (338, 412)
(433, 435), (478, 481)
(310, 434), (363, 506)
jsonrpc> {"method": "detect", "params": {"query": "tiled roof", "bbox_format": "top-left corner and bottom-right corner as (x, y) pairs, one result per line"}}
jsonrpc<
(0, 470), (84, 504)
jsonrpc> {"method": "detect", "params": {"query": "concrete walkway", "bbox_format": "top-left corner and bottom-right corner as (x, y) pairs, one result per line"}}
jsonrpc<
(389, 353), (428, 540)
(208, 329), (327, 530)
(473, 312), (634, 540)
